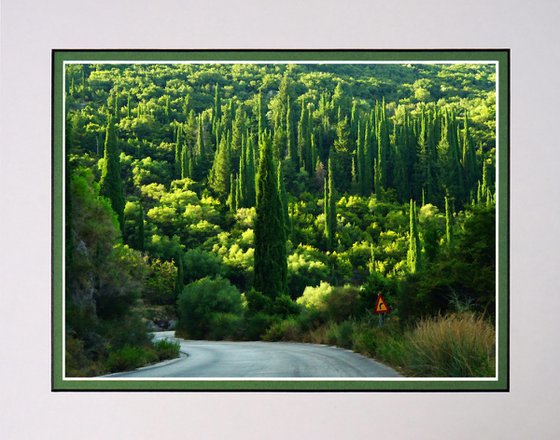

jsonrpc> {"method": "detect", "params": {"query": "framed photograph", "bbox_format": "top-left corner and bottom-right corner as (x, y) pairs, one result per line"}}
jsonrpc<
(52, 49), (509, 391)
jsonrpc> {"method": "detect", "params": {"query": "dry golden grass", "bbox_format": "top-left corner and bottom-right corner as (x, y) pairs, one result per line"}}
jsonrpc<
(405, 312), (495, 377)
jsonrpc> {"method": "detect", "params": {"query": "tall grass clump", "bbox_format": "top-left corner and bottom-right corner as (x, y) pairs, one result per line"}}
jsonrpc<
(405, 312), (495, 377)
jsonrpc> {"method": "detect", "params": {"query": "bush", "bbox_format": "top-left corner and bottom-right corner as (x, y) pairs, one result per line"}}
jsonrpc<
(325, 285), (363, 322)
(263, 318), (302, 342)
(297, 282), (363, 322)
(245, 288), (272, 314)
(296, 281), (333, 312)
(176, 277), (243, 339)
(335, 321), (355, 348)
(182, 248), (225, 284)
(244, 312), (276, 340)
(106, 346), (158, 372)
(153, 338), (180, 361)
(208, 313), (244, 340)
(271, 294), (301, 318)
(404, 312), (495, 377)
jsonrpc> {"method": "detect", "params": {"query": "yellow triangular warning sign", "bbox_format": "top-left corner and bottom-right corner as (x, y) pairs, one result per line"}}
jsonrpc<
(374, 294), (390, 314)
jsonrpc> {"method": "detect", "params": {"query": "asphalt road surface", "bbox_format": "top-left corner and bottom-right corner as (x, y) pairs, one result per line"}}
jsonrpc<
(108, 331), (401, 378)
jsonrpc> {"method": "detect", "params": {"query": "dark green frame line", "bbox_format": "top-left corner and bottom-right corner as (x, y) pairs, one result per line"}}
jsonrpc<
(52, 49), (509, 392)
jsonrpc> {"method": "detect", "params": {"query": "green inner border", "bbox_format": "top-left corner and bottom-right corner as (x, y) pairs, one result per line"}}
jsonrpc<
(52, 50), (509, 392)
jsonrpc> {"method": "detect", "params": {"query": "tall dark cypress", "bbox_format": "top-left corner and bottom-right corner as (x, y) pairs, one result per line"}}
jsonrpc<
(445, 195), (453, 249)
(99, 114), (125, 232)
(212, 84), (222, 138)
(254, 134), (287, 298)
(277, 162), (290, 235)
(245, 134), (256, 206)
(257, 92), (266, 144)
(286, 96), (297, 165)
(137, 202), (145, 252)
(174, 126), (183, 179)
(407, 199), (421, 273)
(296, 102), (307, 172)
(180, 142), (190, 179)
(324, 156), (337, 251)
(208, 136), (231, 199)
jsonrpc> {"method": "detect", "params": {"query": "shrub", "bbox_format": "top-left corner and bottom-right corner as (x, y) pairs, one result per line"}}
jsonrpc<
(106, 346), (158, 372)
(296, 281), (333, 312)
(153, 338), (180, 361)
(296, 307), (325, 333)
(244, 312), (276, 340)
(325, 285), (363, 322)
(404, 312), (495, 377)
(335, 321), (355, 349)
(271, 294), (301, 318)
(176, 277), (243, 339)
(245, 288), (272, 314)
(182, 248), (225, 284)
(263, 318), (302, 342)
(208, 313), (244, 340)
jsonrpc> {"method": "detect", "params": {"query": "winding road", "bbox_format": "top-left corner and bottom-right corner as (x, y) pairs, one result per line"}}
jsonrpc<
(108, 331), (401, 378)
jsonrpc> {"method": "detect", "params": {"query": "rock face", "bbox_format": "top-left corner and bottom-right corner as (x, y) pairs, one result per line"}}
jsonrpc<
(144, 306), (178, 331)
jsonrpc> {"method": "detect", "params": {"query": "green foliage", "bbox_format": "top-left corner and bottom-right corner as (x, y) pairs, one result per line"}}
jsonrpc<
(176, 277), (243, 339)
(297, 281), (334, 312)
(144, 258), (177, 305)
(287, 245), (329, 297)
(182, 248), (225, 284)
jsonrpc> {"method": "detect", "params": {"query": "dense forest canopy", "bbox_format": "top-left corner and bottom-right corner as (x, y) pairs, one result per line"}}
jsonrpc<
(65, 62), (497, 376)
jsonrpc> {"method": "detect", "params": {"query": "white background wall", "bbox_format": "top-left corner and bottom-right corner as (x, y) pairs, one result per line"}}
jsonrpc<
(1, 0), (559, 438)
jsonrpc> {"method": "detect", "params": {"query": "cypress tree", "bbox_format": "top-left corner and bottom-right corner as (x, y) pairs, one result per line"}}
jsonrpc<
(363, 118), (374, 195)
(237, 138), (247, 207)
(181, 142), (190, 179)
(212, 84), (222, 137)
(286, 96), (297, 165)
(245, 134), (256, 206)
(407, 199), (421, 273)
(257, 92), (266, 144)
(254, 134), (287, 298)
(374, 158), (381, 199)
(324, 156), (337, 251)
(297, 100), (309, 171)
(438, 110), (463, 203)
(174, 126), (183, 179)
(445, 195), (453, 249)
(137, 202), (145, 252)
(99, 114), (125, 232)
(227, 174), (237, 212)
(333, 116), (352, 192)
(461, 113), (477, 199)
(208, 136), (231, 199)
(277, 162), (290, 235)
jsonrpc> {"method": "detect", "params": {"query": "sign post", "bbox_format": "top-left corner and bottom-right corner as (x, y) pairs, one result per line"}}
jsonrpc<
(373, 293), (390, 327)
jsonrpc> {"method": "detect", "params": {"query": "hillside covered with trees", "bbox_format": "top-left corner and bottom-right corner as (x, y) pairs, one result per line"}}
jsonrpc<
(65, 62), (497, 377)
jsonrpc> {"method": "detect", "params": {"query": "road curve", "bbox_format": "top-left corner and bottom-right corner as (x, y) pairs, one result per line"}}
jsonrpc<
(108, 331), (401, 378)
